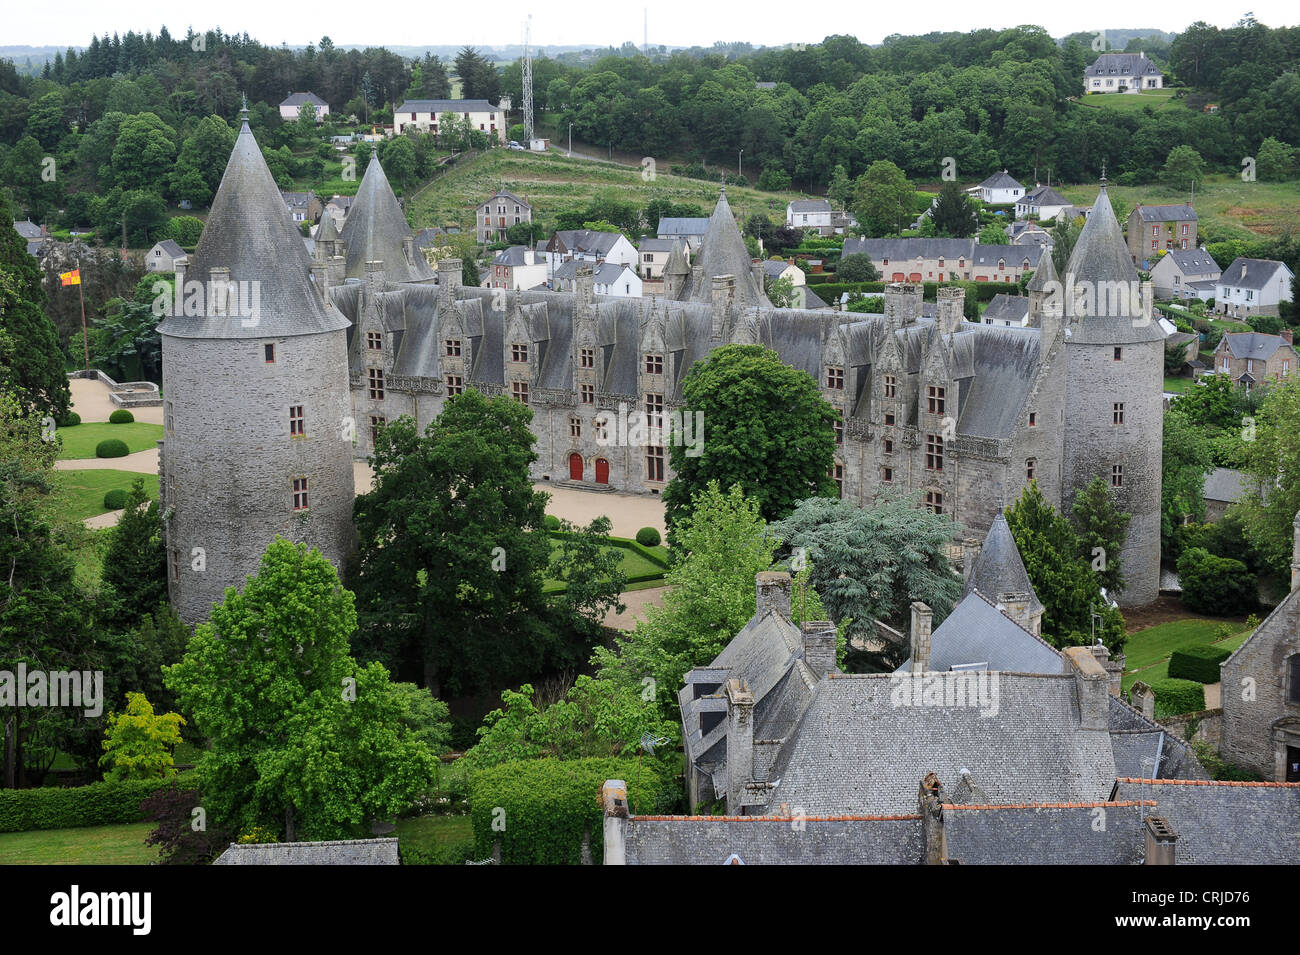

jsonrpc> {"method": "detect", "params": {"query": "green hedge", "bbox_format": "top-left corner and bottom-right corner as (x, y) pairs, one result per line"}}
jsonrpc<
(1168, 644), (1233, 683)
(0, 772), (196, 833)
(545, 529), (669, 569)
(543, 515), (561, 530)
(103, 489), (128, 510)
(399, 837), (475, 865)
(1177, 547), (1257, 615)
(108, 409), (135, 424)
(469, 757), (672, 864)
(95, 438), (130, 458)
(56, 411), (81, 428)
(805, 279), (1006, 303)
(1150, 679), (1207, 719)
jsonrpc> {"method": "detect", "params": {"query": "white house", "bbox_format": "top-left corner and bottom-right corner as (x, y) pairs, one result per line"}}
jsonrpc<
(1149, 248), (1221, 300)
(543, 229), (638, 272)
(486, 247), (549, 291)
(982, 293), (1031, 327)
(394, 99), (504, 141)
(279, 92), (329, 122)
(761, 258), (805, 287)
(786, 199), (833, 231)
(1084, 52), (1163, 93)
(968, 170), (1025, 205)
(1215, 258), (1295, 318)
(146, 239), (187, 273)
(1015, 184), (1070, 221)
(637, 237), (685, 279)
(552, 260), (642, 298)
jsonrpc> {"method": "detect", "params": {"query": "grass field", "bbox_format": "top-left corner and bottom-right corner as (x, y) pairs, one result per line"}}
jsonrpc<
(1164, 376), (1195, 394)
(394, 814), (473, 854)
(1075, 89), (1181, 113)
(57, 422), (164, 459)
(54, 470), (159, 522)
(1121, 617), (1252, 693)
(543, 538), (667, 593)
(0, 823), (158, 865)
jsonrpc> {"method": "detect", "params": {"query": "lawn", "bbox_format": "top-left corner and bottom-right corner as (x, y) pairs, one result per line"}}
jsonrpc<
(0, 823), (158, 865)
(1163, 376), (1194, 394)
(54, 470), (159, 522)
(1121, 616), (1252, 693)
(1075, 89), (1180, 114)
(57, 422), (163, 459)
(394, 814), (473, 854)
(543, 538), (667, 593)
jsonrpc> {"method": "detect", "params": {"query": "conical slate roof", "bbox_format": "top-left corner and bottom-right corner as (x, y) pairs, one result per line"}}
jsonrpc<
(965, 513), (1045, 617)
(340, 152), (435, 282)
(317, 213), (339, 242)
(688, 189), (769, 307)
(665, 238), (689, 275)
(158, 115), (349, 340)
(1065, 184), (1136, 294)
(1026, 246), (1058, 292)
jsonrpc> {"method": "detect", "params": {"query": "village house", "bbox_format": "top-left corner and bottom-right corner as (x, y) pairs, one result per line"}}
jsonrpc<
(475, 189), (532, 244)
(14, 218), (47, 256)
(968, 170), (1024, 205)
(278, 91), (329, 121)
(281, 190), (322, 225)
(542, 228), (638, 271)
(1148, 248), (1221, 299)
(983, 293), (1030, 326)
(656, 216), (711, 252)
(323, 195), (354, 227)
(1015, 184), (1071, 221)
(1214, 257), (1295, 318)
(145, 238), (187, 273)
(1126, 203), (1198, 266)
(1201, 467), (1250, 522)
(393, 98), (503, 140)
(842, 238), (1042, 284)
(551, 259), (642, 298)
(1210, 329), (1297, 385)
(761, 258), (805, 288)
(786, 198), (832, 231)
(1009, 220), (1055, 250)
(1084, 52), (1163, 93)
(635, 237), (684, 279)
(486, 246), (548, 291)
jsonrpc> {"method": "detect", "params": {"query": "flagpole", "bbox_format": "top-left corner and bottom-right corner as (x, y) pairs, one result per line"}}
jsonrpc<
(77, 259), (89, 376)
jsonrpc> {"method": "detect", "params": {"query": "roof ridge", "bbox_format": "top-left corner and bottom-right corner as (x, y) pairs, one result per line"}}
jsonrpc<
(1116, 777), (1300, 787)
(942, 800), (1155, 811)
(633, 814), (922, 822)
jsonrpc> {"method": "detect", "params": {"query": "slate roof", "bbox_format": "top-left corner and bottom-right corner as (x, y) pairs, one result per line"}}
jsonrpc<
(1159, 249), (1219, 275)
(657, 217), (711, 237)
(1202, 467), (1250, 503)
(842, 237), (974, 262)
(157, 114), (350, 340)
(638, 237), (676, 253)
(1112, 779), (1300, 864)
(1107, 695), (1207, 781)
(12, 219), (42, 239)
(984, 294), (1029, 324)
(664, 239), (690, 275)
(762, 259), (796, 278)
(789, 199), (832, 213)
(1021, 185), (1068, 207)
(214, 838), (399, 865)
(492, 245), (536, 267)
(1218, 257), (1290, 291)
(686, 191), (769, 308)
(1085, 53), (1162, 77)
(153, 239), (186, 258)
(549, 229), (623, 257)
(761, 672), (1116, 815)
(623, 816), (924, 865)
(1222, 331), (1287, 361)
(976, 170), (1023, 191)
(339, 153), (434, 283)
(800, 288), (829, 310)
(280, 91), (328, 108)
(1133, 203), (1196, 222)
(552, 259), (630, 287)
(964, 513), (1045, 616)
(894, 590), (1062, 675)
(396, 99), (499, 113)
(1026, 249), (1058, 294)
(942, 803), (1147, 864)
(484, 189), (531, 209)
(317, 215), (340, 242)
(281, 190), (316, 208)
(972, 244), (1042, 269)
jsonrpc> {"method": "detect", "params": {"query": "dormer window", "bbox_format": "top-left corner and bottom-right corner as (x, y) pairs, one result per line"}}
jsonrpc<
(645, 354), (664, 375)
(827, 366), (844, 390)
(445, 338), (462, 357)
(511, 343), (529, 362)
(580, 347), (595, 368)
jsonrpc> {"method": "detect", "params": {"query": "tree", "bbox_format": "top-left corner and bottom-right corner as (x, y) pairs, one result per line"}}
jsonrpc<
(142, 783), (232, 865)
(978, 222), (1009, 245)
(1051, 214), (1083, 276)
(758, 162), (792, 191)
(1162, 145), (1206, 190)
(0, 199), (70, 417)
(380, 135), (416, 190)
(350, 391), (552, 696)
(1070, 477), (1131, 595)
(546, 516), (627, 640)
(99, 692), (185, 782)
(1236, 376), (1300, 579)
(99, 477), (166, 632)
(1255, 137), (1298, 181)
(837, 252), (881, 282)
(1177, 547), (1257, 615)
(765, 274), (795, 307)
(930, 180), (977, 237)
(1161, 413), (1214, 562)
(851, 160), (914, 237)
(455, 47), (501, 103)
(110, 113), (176, 191)
(662, 345), (838, 535)
(770, 493), (962, 668)
(827, 164), (853, 211)
(164, 537), (438, 841)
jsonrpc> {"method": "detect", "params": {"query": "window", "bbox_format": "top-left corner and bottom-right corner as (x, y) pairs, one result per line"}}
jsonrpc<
(1290, 655), (1300, 705)
(289, 405), (305, 437)
(1111, 464), (1123, 488)
(367, 331), (382, 351)
(1113, 402), (1125, 425)
(927, 385), (945, 415)
(446, 374), (463, 397)
(830, 463), (844, 496)
(884, 412), (895, 427)
(368, 367), (384, 401)
(925, 434), (944, 471)
(581, 384), (595, 404)
(1113, 347), (1123, 361)
(264, 343), (276, 363)
(512, 381), (529, 404)
(645, 353), (664, 375)
(370, 415), (385, 447)
(1028, 412), (1037, 428)
(1027, 458), (1036, 481)
(292, 477), (309, 511)
(570, 417), (582, 439)
(646, 445), (665, 482)
(512, 343), (529, 363)
(883, 437), (893, 455)
(827, 366), (845, 390)
(833, 419), (843, 445)
(883, 374), (897, 398)
(645, 393), (664, 431)
(1152, 225), (1159, 236)
(445, 338), (461, 357)
(925, 490), (944, 515)
(1247, 358), (1254, 373)
(881, 466), (893, 483)
(165, 401), (174, 435)
(594, 419), (609, 442)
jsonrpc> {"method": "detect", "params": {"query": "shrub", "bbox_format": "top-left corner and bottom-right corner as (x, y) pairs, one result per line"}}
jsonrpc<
(635, 526), (661, 547)
(0, 772), (196, 833)
(1149, 678), (1206, 718)
(56, 411), (81, 428)
(109, 409), (135, 424)
(1177, 547), (1257, 615)
(95, 438), (130, 458)
(1167, 644), (1232, 683)
(469, 757), (673, 864)
(398, 837), (475, 865)
(543, 515), (561, 531)
(1189, 740), (1264, 781)
(103, 489), (128, 510)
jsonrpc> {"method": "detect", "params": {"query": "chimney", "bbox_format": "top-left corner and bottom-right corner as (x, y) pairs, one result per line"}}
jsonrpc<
(208, 267), (231, 317)
(437, 258), (462, 305)
(173, 256), (188, 308)
(1089, 641), (1124, 696)
(1129, 681), (1156, 721)
(711, 274), (735, 339)
(755, 571), (792, 622)
(909, 601), (933, 674)
(402, 235), (417, 267)
(600, 779), (629, 866)
(364, 260), (385, 299)
(884, 283), (921, 329)
(961, 537), (982, 586)
(937, 285), (965, 336)
(1064, 646), (1109, 731)
(724, 679), (755, 816)
(1143, 816), (1177, 865)
(919, 772), (947, 865)
(1281, 328), (1294, 346)
(801, 620), (837, 679)
(309, 262), (330, 303)
(1241, 262), (1247, 279)
(1041, 297), (1063, 343)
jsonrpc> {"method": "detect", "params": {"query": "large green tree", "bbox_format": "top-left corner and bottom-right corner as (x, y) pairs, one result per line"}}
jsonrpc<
(0, 199), (70, 417)
(851, 160), (915, 237)
(1070, 477), (1131, 596)
(1236, 376), (1300, 579)
(99, 477), (167, 632)
(930, 180), (978, 238)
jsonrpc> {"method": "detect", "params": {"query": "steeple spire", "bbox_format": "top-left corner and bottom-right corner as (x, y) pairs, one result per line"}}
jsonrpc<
(240, 93), (249, 129)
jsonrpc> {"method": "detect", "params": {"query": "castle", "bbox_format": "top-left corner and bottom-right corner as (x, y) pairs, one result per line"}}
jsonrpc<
(159, 123), (1165, 623)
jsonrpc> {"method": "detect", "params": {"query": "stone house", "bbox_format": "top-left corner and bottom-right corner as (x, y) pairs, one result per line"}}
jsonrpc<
(1126, 204), (1198, 266)
(1148, 248), (1220, 299)
(146, 239), (187, 273)
(656, 216), (710, 252)
(1201, 467), (1249, 522)
(1214, 257), (1295, 318)
(486, 246), (547, 291)
(636, 237), (680, 279)
(476, 189), (532, 244)
(281, 190), (322, 225)
(1210, 330), (1297, 385)
(394, 99), (503, 140)
(841, 238), (1042, 284)
(1085, 52), (1163, 93)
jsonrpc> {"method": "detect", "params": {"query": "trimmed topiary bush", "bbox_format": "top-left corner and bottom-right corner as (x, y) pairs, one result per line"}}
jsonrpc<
(103, 489), (128, 510)
(1150, 678), (1206, 719)
(109, 409), (135, 424)
(56, 411), (81, 428)
(95, 438), (130, 458)
(1168, 644), (1233, 683)
(543, 515), (561, 531)
(635, 526), (661, 547)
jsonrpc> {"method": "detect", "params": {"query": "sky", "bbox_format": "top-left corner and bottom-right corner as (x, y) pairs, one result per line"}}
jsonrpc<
(2, 0), (1295, 49)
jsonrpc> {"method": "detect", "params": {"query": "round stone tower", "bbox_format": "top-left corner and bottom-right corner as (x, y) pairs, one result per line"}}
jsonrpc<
(157, 108), (356, 624)
(1059, 182), (1164, 606)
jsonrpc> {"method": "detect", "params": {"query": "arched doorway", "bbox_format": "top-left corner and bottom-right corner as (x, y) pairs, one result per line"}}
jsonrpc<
(595, 458), (610, 484)
(568, 452), (584, 481)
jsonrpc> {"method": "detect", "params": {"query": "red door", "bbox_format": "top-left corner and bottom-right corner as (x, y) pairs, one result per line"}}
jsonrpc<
(569, 453), (583, 481)
(891, 272), (905, 282)
(595, 458), (610, 484)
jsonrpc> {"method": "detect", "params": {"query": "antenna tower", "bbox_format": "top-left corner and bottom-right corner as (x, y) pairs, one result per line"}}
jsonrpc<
(522, 15), (535, 142)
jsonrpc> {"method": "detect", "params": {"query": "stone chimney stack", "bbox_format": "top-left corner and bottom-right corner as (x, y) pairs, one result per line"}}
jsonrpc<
(402, 235), (417, 268)
(365, 260), (385, 300)
(755, 571), (792, 622)
(173, 257), (188, 312)
(724, 679), (755, 816)
(309, 261), (331, 304)
(937, 285), (965, 336)
(909, 601), (933, 674)
(1064, 646), (1110, 731)
(600, 779), (629, 866)
(1089, 641), (1124, 696)
(1040, 297), (1063, 344)
(437, 258), (462, 305)
(884, 283), (922, 329)
(1143, 816), (1177, 865)
(961, 537), (982, 586)
(1281, 328), (1294, 346)
(919, 772), (947, 865)
(711, 275), (735, 339)
(802, 620), (837, 679)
